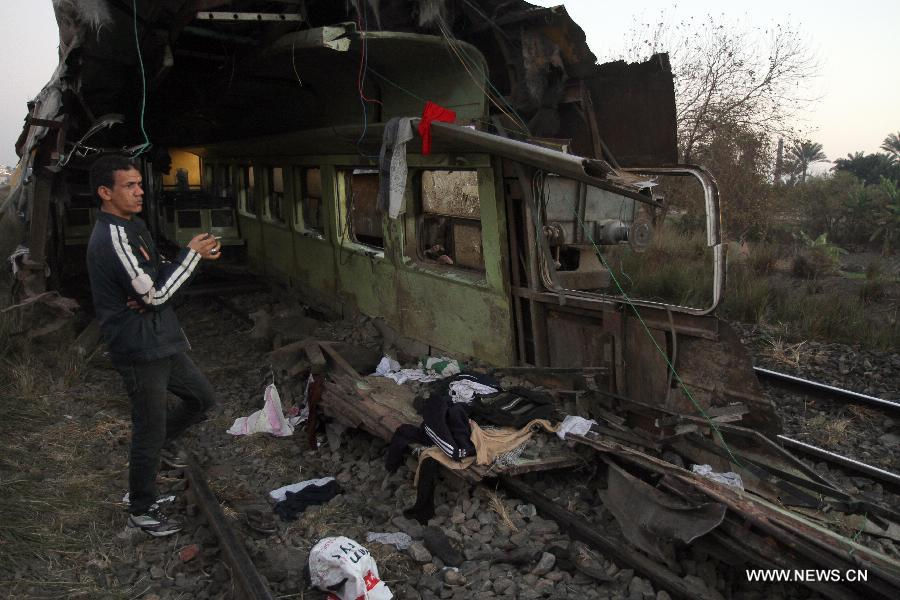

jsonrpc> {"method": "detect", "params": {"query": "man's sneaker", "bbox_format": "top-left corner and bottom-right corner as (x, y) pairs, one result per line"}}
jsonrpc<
(160, 448), (188, 469)
(128, 505), (183, 537)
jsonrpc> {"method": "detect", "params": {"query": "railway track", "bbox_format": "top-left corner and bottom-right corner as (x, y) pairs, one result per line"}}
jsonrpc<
(755, 366), (900, 412)
(183, 453), (275, 600)
(754, 366), (900, 489)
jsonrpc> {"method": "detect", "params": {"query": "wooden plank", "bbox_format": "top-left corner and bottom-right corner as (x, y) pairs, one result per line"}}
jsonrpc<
(319, 341), (363, 379)
(303, 340), (327, 374)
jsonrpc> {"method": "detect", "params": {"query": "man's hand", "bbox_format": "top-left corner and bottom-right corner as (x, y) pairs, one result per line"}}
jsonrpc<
(127, 299), (146, 313)
(188, 233), (222, 260)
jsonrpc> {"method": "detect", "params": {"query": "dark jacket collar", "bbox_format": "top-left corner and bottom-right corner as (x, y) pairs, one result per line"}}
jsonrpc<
(97, 210), (146, 230)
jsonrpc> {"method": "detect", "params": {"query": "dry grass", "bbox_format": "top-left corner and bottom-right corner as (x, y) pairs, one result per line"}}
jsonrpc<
(0, 327), (137, 599)
(805, 414), (855, 447)
(486, 490), (518, 532)
(762, 338), (808, 368)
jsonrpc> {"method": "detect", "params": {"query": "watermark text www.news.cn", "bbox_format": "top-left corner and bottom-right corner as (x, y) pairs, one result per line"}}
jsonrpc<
(746, 569), (868, 583)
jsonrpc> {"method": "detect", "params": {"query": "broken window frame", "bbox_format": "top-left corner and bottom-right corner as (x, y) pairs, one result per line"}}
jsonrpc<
(338, 167), (384, 255)
(260, 165), (287, 226)
(235, 163), (256, 218)
(413, 168), (486, 274)
(290, 166), (326, 239)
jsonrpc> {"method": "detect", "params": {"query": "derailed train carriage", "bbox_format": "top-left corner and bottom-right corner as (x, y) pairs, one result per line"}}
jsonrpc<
(5, 0), (775, 431)
(5, 1), (899, 597)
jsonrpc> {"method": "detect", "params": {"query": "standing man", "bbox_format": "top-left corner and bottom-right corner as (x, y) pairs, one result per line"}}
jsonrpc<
(87, 155), (221, 537)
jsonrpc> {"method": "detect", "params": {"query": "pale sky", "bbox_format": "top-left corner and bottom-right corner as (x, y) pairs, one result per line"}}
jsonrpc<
(1, 1), (897, 169)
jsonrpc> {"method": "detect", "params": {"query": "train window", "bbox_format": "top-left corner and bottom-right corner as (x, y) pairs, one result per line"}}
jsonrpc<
(236, 165), (256, 217)
(344, 168), (383, 250)
(262, 167), (285, 223)
(419, 170), (484, 271)
(292, 167), (324, 236)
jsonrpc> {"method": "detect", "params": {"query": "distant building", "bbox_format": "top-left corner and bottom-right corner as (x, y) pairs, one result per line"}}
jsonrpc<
(0, 165), (12, 185)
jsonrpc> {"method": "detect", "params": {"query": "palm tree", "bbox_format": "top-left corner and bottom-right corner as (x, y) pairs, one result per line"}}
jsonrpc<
(788, 140), (828, 183)
(881, 132), (900, 163)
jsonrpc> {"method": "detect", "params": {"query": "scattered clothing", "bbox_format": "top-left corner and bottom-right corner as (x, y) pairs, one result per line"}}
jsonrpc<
(469, 388), (554, 429)
(404, 457), (440, 524)
(273, 478), (340, 521)
(415, 419), (558, 484)
(385, 424), (429, 473)
(309, 537), (393, 600)
(227, 384), (295, 437)
(366, 531), (413, 551)
(420, 392), (476, 461)
(372, 355), (461, 385)
(269, 476), (336, 503)
(556, 415), (597, 439)
(422, 526), (463, 567)
(691, 464), (745, 490)
(447, 374), (499, 404)
(418, 101), (456, 155)
(377, 117), (415, 219)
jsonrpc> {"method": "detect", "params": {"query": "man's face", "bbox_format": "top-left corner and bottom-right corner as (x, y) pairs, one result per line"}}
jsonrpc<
(98, 168), (143, 219)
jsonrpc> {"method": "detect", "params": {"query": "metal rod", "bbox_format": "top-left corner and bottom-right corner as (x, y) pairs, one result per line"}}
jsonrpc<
(184, 453), (276, 600)
(778, 435), (900, 488)
(755, 367), (900, 412)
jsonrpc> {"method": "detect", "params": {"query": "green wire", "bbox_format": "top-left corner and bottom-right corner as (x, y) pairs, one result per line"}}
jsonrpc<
(568, 193), (744, 468)
(132, 0), (150, 155)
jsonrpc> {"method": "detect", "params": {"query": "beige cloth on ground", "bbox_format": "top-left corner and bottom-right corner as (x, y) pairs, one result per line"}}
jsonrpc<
(414, 419), (558, 485)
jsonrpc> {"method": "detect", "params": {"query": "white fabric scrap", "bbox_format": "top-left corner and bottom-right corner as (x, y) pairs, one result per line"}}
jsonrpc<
(227, 384), (294, 437)
(366, 531), (413, 551)
(388, 118), (414, 219)
(448, 379), (498, 404)
(269, 477), (336, 503)
(309, 536), (392, 600)
(691, 464), (744, 490)
(556, 416), (597, 440)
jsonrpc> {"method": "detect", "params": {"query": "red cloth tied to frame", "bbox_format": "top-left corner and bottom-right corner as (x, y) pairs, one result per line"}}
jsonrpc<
(418, 101), (456, 155)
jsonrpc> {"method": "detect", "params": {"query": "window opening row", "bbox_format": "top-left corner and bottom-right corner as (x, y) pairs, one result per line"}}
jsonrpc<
(219, 163), (485, 272)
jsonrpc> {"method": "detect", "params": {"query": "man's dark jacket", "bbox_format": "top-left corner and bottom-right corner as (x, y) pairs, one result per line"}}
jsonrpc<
(87, 211), (200, 363)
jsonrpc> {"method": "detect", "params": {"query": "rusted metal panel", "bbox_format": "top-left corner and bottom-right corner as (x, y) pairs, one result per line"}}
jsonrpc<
(604, 459), (726, 562)
(545, 310), (609, 368)
(587, 56), (679, 167)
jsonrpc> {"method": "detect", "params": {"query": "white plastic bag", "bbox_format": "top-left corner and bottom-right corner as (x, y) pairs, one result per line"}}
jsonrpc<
(227, 384), (294, 437)
(309, 536), (392, 600)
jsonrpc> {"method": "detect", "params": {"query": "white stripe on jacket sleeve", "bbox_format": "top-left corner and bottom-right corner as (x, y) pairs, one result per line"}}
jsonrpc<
(109, 224), (200, 306)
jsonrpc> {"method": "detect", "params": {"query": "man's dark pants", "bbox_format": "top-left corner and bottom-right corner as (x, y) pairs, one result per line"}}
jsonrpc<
(115, 352), (216, 515)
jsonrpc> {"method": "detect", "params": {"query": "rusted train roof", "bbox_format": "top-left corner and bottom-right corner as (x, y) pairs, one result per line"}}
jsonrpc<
(13, 0), (676, 174)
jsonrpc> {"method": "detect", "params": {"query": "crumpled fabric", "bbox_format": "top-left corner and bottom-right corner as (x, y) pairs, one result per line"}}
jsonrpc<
(691, 464), (744, 490)
(448, 378), (498, 404)
(372, 355), (460, 385)
(309, 536), (393, 600)
(377, 117), (415, 219)
(417, 101), (456, 155)
(556, 415), (597, 439)
(366, 531), (413, 550)
(227, 384), (297, 437)
(273, 479), (340, 521)
(269, 477), (336, 503)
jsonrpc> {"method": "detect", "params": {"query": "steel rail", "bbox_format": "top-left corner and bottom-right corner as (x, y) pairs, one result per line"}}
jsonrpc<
(777, 435), (900, 488)
(754, 367), (900, 412)
(184, 452), (276, 600)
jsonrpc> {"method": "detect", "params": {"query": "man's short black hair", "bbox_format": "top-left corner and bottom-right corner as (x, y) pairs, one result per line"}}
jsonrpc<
(90, 155), (138, 199)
